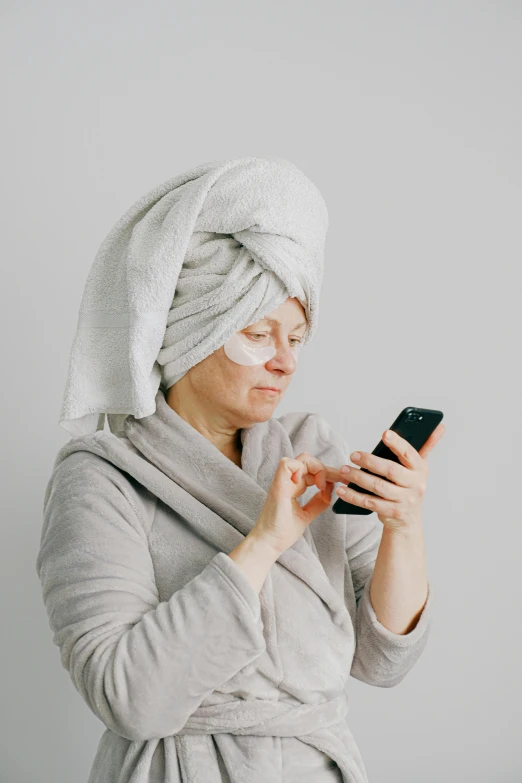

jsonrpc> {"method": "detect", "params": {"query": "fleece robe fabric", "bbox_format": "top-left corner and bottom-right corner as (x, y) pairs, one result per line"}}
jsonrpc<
(36, 389), (434, 783)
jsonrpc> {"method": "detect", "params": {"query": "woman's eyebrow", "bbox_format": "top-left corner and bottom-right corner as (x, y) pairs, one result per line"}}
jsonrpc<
(262, 317), (307, 330)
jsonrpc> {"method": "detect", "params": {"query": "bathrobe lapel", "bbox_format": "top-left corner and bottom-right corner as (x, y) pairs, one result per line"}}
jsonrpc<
(119, 390), (351, 629)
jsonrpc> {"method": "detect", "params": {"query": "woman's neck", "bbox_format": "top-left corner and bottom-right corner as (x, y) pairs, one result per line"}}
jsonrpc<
(165, 385), (243, 466)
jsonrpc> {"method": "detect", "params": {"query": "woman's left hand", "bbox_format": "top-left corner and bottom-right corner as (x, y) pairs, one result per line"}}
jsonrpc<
(336, 423), (446, 534)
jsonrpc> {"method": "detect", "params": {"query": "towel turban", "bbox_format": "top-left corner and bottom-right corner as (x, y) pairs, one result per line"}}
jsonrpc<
(59, 156), (329, 437)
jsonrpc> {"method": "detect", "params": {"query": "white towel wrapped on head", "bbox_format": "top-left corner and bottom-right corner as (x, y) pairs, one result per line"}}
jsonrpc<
(59, 156), (329, 437)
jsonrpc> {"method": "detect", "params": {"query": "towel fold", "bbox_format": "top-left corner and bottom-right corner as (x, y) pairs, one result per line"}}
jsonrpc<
(59, 156), (328, 437)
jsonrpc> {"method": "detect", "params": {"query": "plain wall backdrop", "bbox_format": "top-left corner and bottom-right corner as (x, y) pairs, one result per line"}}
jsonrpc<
(2, 1), (521, 781)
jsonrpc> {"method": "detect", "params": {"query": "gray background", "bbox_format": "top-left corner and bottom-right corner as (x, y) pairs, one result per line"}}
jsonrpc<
(2, 1), (521, 781)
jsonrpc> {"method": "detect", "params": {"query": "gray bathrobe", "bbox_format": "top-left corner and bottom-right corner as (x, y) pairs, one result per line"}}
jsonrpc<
(36, 389), (434, 783)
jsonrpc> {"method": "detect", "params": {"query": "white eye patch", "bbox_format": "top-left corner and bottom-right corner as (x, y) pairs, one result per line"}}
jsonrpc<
(223, 332), (302, 366)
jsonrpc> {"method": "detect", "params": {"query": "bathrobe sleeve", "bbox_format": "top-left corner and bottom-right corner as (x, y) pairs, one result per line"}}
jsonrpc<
(346, 511), (434, 687)
(36, 452), (267, 742)
(312, 412), (434, 688)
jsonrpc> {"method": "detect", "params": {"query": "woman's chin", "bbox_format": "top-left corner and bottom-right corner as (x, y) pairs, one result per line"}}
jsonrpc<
(246, 396), (280, 419)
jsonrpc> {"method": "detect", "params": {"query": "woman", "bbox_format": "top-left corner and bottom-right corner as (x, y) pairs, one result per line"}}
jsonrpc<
(36, 157), (436, 783)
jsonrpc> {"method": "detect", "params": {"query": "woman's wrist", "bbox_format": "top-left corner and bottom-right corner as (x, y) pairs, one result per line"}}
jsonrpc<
(227, 531), (281, 594)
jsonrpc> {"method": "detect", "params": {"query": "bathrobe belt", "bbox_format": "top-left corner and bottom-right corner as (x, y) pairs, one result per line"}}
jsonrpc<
(170, 694), (360, 783)
(173, 692), (349, 736)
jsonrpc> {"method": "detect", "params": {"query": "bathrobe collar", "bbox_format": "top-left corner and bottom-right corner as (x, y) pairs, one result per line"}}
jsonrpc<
(120, 389), (351, 627)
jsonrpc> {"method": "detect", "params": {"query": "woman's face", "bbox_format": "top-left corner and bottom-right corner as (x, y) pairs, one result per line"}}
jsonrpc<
(171, 297), (307, 425)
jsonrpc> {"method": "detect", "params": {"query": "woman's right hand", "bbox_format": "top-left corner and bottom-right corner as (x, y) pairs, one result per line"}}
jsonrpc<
(251, 453), (344, 555)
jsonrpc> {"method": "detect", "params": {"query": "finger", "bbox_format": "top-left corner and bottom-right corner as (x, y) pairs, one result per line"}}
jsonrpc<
(292, 452), (325, 476)
(380, 430), (425, 472)
(337, 481), (397, 515)
(321, 480), (334, 501)
(341, 465), (402, 501)
(280, 458), (307, 484)
(347, 451), (412, 487)
(291, 454), (343, 485)
(418, 423), (446, 459)
(315, 471), (327, 490)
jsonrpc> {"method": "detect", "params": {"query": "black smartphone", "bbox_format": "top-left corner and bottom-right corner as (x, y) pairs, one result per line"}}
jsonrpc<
(332, 406), (444, 515)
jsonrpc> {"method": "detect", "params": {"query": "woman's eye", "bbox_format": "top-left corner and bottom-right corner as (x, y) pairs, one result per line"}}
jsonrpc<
(246, 333), (302, 346)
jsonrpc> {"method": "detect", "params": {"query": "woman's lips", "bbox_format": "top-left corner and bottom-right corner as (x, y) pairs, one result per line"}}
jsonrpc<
(256, 387), (280, 394)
